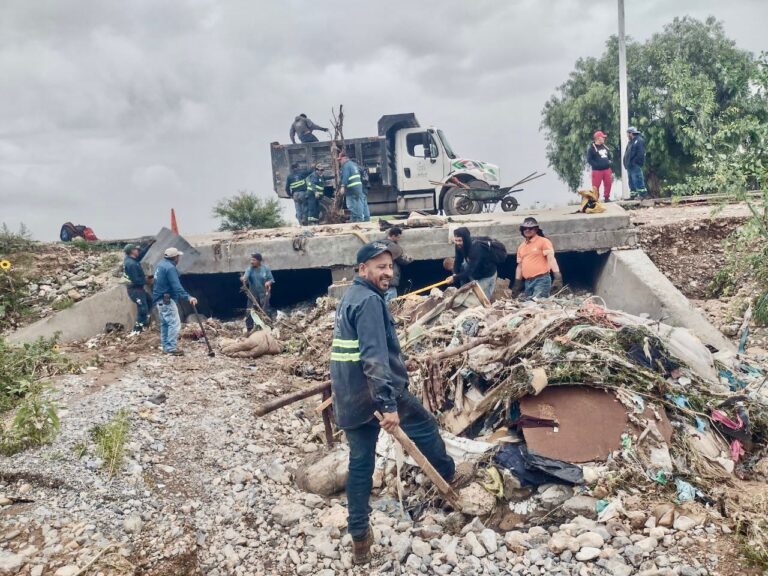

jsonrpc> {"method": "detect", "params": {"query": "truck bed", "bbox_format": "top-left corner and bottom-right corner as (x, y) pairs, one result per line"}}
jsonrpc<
(270, 137), (390, 200)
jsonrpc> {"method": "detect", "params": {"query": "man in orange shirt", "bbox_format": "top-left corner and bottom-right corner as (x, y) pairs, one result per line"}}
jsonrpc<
(512, 217), (563, 298)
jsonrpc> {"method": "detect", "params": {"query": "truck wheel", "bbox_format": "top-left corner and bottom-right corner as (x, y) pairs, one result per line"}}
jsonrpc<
(443, 180), (485, 215)
(501, 196), (519, 212)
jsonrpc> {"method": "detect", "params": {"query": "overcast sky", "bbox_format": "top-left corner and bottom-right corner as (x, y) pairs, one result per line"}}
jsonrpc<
(1, 0), (766, 240)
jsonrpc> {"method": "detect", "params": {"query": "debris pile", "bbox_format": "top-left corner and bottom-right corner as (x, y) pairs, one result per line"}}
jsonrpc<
(387, 284), (768, 509)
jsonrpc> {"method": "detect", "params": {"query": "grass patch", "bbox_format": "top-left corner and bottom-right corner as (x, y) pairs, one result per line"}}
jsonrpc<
(52, 297), (74, 311)
(90, 409), (131, 477)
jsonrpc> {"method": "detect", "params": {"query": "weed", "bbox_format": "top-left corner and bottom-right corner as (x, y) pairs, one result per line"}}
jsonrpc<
(73, 438), (89, 459)
(0, 389), (60, 455)
(0, 222), (35, 254)
(52, 297), (74, 311)
(90, 409), (131, 477)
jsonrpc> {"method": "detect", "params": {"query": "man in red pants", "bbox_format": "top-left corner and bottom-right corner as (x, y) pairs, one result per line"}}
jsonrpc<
(587, 130), (613, 202)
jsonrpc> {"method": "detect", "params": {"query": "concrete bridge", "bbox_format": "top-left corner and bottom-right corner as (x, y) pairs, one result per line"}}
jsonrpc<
(8, 205), (734, 354)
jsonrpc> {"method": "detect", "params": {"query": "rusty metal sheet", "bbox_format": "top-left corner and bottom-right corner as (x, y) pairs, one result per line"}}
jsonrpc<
(519, 386), (670, 463)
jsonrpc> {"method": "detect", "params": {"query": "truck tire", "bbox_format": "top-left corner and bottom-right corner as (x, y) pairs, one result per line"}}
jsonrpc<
(443, 179), (485, 215)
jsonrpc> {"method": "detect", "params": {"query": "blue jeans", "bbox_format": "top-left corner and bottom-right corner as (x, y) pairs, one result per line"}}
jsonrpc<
(127, 287), (150, 329)
(344, 391), (455, 540)
(384, 287), (397, 302)
(362, 192), (370, 221)
(476, 273), (497, 300)
(346, 189), (367, 222)
(158, 300), (181, 352)
(525, 273), (552, 298)
(293, 193), (307, 225)
(628, 166), (647, 198)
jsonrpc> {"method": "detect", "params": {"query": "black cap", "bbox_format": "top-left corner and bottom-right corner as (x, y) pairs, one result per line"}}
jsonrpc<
(356, 241), (392, 264)
(250, 252), (262, 260)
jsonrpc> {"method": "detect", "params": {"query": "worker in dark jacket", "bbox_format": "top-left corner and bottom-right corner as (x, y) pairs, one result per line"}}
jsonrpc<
(623, 126), (648, 199)
(381, 227), (413, 302)
(445, 227), (497, 299)
(331, 242), (457, 565)
(339, 152), (370, 222)
(152, 248), (197, 356)
(285, 163), (313, 225)
(587, 130), (613, 202)
(123, 244), (150, 333)
(289, 114), (329, 144)
(305, 163), (327, 224)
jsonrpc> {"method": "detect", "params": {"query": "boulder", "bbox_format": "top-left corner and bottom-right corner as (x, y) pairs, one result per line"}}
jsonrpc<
(295, 446), (349, 496)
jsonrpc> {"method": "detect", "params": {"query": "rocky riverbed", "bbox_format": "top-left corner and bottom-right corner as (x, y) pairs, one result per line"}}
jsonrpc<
(0, 328), (761, 576)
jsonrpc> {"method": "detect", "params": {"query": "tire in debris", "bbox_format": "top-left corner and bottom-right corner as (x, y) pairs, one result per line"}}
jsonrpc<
(443, 179), (486, 215)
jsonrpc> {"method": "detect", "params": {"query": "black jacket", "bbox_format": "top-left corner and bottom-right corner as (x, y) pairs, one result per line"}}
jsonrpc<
(123, 256), (146, 288)
(623, 135), (646, 169)
(587, 143), (612, 170)
(285, 169), (312, 197)
(330, 277), (408, 429)
(452, 229), (497, 284)
(383, 239), (413, 289)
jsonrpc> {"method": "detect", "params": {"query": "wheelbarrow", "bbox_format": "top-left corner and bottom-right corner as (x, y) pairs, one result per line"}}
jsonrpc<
(436, 171), (545, 215)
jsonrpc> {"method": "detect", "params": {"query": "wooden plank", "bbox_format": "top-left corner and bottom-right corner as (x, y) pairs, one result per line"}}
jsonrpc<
(375, 411), (460, 507)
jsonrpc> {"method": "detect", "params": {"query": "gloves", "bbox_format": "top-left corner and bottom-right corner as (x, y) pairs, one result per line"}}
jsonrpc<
(511, 278), (523, 296)
(316, 191), (324, 199)
(552, 272), (563, 291)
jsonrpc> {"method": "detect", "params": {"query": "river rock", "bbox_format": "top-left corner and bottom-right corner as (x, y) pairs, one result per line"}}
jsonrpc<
(271, 502), (311, 527)
(575, 546), (601, 562)
(294, 446), (349, 496)
(458, 483), (496, 516)
(562, 495), (598, 519)
(0, 552), (24, 575)
(577, 531), (605, 549)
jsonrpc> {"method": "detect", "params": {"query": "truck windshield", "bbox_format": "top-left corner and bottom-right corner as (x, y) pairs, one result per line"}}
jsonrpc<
(437, 130), (457, 159)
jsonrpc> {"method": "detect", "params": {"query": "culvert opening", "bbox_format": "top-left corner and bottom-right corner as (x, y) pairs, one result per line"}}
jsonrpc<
(178, 251), (609, 320)
(395, 250), (609, 297)
(180, 268), (333, 320)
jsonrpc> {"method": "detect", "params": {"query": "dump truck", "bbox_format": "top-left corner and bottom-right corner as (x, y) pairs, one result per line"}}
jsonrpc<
(270, 113), (508, 217)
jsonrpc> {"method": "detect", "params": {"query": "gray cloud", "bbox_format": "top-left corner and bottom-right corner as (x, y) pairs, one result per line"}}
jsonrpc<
(0, 0), (766, 239)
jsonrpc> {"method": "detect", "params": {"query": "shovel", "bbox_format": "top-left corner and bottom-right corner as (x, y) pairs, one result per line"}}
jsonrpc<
(190, 302), (215, 357)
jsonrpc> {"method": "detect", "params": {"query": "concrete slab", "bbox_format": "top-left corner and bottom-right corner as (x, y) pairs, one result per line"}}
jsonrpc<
(594, 249), (734, 352)
(179, 204), (636, 274)
(8, 285), (136, 345)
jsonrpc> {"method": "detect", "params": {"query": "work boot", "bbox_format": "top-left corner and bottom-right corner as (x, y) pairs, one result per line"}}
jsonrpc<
(352, 526), (373, 565)
(163, 350), (185, 356)
(449, 461), (475, 490)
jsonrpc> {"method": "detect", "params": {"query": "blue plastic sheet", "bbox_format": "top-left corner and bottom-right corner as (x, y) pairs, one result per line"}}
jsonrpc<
(675, 478), (700, 503)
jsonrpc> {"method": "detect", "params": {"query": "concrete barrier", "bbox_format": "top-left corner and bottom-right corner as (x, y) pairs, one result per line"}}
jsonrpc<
(7, 285), (136, 345)
(594, 249), (734, 352)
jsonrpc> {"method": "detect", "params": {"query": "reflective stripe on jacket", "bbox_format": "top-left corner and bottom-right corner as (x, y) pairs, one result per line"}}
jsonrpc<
(330, 277), (408, 429)
(341, 160), (364, 192)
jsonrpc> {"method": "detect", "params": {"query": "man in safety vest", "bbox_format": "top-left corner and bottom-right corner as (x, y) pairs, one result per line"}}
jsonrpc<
(285, 163), (313, 225)
(339, 152), (370, 223)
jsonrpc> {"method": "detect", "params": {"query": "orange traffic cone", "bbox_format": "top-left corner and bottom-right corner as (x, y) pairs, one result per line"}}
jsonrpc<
(171, 209), (179, 234)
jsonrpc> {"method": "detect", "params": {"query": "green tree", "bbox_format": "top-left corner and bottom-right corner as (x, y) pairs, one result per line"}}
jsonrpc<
(541, 16), (765, 196)
(212, 191), (285, 231)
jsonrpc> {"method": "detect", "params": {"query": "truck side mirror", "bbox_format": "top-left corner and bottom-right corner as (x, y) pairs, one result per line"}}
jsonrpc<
(422, 133), (431, 158)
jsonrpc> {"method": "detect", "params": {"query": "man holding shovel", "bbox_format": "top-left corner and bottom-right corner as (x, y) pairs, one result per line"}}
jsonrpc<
(152, 247), (197, 356)
(331, 242), (467, 565)
(241, 253), (275, 329)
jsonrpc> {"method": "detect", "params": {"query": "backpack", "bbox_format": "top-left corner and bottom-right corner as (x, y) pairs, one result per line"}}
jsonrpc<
(59, 222), (77, 242)
(82, 227), (98, 241)
(475, 236), (508, 264)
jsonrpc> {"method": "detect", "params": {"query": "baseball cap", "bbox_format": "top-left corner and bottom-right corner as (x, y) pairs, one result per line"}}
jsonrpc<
(356, 241), (392, 264)
(627, 126), (640, 134)
(164, 247), (184, 258)
(123, 243), (137, 254)
(593, 131), (607, 139)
